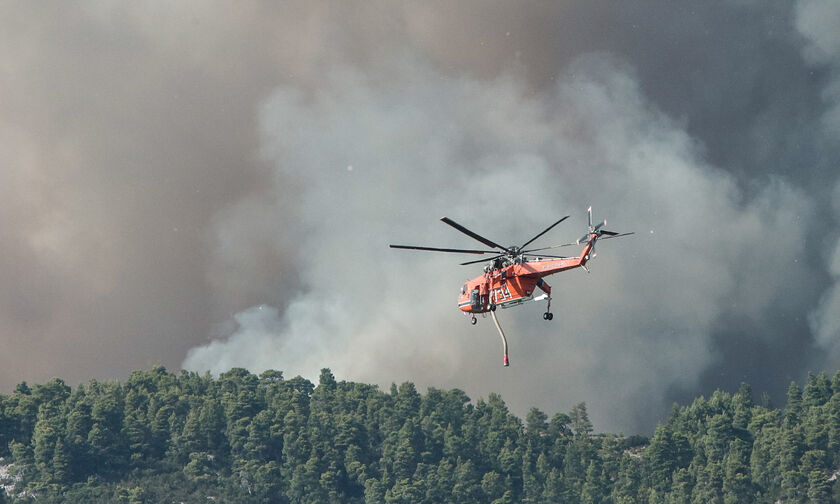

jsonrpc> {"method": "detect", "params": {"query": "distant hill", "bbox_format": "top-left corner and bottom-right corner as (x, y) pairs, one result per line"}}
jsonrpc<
(0, 367), (838, 503)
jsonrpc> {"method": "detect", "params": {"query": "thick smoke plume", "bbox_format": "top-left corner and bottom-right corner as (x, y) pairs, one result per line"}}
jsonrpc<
(797, 0), (840, 365)
(184, 57), (814, 432)
(2, 2), (840, 433)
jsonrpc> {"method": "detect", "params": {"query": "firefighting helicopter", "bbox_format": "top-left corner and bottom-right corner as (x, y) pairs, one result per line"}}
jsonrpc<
(390, 207), (632, 366)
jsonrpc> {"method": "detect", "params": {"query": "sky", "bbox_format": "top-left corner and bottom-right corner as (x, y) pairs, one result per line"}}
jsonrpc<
(2, 1), (839, 433)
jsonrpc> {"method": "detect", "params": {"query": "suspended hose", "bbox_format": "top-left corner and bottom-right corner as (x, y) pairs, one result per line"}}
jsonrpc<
(490, 310), (509, 367)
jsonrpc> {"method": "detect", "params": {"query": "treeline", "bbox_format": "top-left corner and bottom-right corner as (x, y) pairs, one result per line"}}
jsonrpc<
(0, 367), (838, 503)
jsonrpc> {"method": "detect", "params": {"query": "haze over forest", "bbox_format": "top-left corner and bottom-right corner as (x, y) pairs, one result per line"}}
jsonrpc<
(1, 2), (840, 434)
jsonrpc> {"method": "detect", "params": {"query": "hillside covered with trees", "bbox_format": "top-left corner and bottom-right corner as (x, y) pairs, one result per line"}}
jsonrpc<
(0, 367), (839, 503)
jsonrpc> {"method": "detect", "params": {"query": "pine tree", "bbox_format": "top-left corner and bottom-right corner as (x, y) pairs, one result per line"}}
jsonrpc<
(391, 419), (419, 479)
(826, 393), (840, 467)
(32, 404), (60, 478)
(732, 382), (753, 429)
(64, 393), (93, 478)
(722, 439), (753, 504)
(394, 382), (422, 422)
(542, 467), (566, 503)
(183, 451), (214, 483)
(452, 458), (482, 504)
(88, 382), (127, 474)
(750, 423), (779, 489)
(580, 460), (607, 504)
(611, 456), (641, 504)
(364, 477), (387, 504)
(779, 425), (805, 473)
(667, 467), (693, 504)
(122, 407), (150, 466)
(647, 425), (677, 492)
(786, 382), (803, 427)
(179, 407), (203, 459)
(806, 469), (831, 504)
(691, 461), (724, 504)
(51, 436), (70, 485)
(199, 397), (227, 456)
(424, 458), (454, 504)
(481, 471), (505, 502)
(649, 488), (665, 504)
(704, 413), (733, 462)
(521, 444), (540, 502)
(781, 469), (806, 503)
(570, 403), (593, 437)
(803, 373), (831, 408)
(526, 408), (548, 436)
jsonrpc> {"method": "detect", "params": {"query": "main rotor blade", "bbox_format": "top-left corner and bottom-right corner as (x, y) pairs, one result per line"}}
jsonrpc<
(440, 217), (509, 252)
(523, 242), (578, 253)
(525, 232), (634, 252)
(598, 232), (635, 240)
(460, 254), (505, 266)
(389, 245), (498, 255)
(519, 215), (569, 250)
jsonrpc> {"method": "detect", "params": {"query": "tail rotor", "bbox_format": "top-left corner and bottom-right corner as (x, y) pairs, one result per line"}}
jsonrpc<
(576, 206), (633, 260)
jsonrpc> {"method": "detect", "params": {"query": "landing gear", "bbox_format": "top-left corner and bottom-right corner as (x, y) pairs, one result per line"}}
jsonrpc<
(470, 315), (477, 325)
(489, 304), (497, 312)
(543, 312), (554, 321)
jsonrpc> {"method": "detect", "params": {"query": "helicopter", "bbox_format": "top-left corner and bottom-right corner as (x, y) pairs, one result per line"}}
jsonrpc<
(390, 207), (632, 366)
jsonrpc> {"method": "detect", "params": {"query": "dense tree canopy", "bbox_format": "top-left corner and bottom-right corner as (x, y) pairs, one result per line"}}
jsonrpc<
(0, 368), (839, 502)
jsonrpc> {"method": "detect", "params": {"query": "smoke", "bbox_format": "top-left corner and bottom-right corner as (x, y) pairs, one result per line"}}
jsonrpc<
(183, 56), (814, 432)
(2, 1), (839, 433)
(796, 0), (840, 364)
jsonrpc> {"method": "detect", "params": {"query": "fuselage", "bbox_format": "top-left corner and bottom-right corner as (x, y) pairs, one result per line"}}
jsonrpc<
(457, 237), (595, 313)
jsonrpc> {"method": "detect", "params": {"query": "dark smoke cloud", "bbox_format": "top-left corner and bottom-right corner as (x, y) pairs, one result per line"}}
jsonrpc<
(2, 1), (839, 432)
(796, 0), (840, 370)
(0, 2), (282, 387)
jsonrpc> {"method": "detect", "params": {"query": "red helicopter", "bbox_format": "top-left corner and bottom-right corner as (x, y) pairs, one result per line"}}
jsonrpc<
(390, 207), (632, 366)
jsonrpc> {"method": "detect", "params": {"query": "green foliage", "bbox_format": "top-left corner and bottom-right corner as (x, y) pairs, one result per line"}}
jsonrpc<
(2, 369), (840, 502)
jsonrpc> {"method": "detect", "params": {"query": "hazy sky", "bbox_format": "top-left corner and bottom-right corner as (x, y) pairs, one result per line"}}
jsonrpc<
(2, 1), (839, 433)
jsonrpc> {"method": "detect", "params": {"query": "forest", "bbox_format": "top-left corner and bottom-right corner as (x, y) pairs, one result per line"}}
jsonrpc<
(0, 366), (838, 503)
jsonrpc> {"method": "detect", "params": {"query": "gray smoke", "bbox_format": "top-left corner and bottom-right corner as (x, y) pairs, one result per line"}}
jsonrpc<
(184, 56), (815, 432)
(2, 1), (839, 433)
(797, 0), (840, 365)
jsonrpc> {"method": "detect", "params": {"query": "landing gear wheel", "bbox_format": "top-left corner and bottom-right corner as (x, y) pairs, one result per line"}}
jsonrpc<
(543, 312), (553, 321)
(470, 315), (477, 325)
(490, 304), (497, 312)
